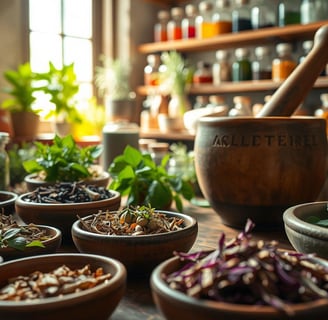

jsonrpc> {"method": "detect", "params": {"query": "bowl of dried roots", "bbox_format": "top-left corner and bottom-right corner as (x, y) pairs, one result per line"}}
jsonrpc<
(71, 205), (198, 275)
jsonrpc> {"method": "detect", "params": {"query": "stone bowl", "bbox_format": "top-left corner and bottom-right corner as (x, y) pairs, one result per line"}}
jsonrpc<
(150, 254), (328, 320)
(0, 253), (126, 320)
(15, 190), (121, 242)
(194, 116), (328, 229)
(0, 191), (18, 215)
(71, 210), (198, 275)
(283, 201), (328, 259)
(0, 224), (62, 262)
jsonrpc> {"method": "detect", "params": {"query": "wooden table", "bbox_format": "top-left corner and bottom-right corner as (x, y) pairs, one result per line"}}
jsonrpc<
(69, 201), (291, 320)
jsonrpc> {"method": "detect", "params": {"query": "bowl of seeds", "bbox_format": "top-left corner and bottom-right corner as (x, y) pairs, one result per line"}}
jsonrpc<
(0, 253), (126, 320)
(151, 219), (328, 320)
(0, 212), (62, 261)
(15, 182), (121, 242)
(71, 205), (198, 275)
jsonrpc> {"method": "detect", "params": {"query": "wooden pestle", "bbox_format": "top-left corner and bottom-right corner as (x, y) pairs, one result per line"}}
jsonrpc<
(256, 24), (328, 117)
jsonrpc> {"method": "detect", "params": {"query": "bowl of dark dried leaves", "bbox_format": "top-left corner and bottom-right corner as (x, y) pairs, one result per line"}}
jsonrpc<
(0, 212), (61, 261)
(15, 182), (121, 242)
(71, 205), (198, 275)
(151, 219), (328, 320)
(283, 201), (328, 259)
(0, 253), (126, 320)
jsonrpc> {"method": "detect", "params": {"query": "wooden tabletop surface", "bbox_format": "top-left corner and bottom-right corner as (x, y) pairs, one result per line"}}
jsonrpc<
(59, 200), (293, 320)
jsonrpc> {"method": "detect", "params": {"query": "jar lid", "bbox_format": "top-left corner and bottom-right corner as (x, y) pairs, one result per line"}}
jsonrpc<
(102, 121), (139, 133)
(255, 46), (270, 57)
(158, 10), (170, 20)
(233, 96), (251, 105)
(0, 132), (9, 144)
(185, 4), (197, 16)
(209, 95), (225, 105)
(216, 50), (229, 60)
(171, 7), (184, 18)
(235, 48), (249, 58)
(216, 0), (230, 9)
(199, 1), (213, 13)
(302, 40), (313, 52)
(276, 43), (292, 54)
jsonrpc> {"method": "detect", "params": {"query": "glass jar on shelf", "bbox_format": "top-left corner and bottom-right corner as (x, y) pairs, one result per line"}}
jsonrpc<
(193, 61), (213, 84)
(212, 0), (232, 34)
(232, 0), (252, 33)
(182, 4), (197, 39)
(300, 0), (328, 24)
(213, 49), (231, 84)
(251, 0), (276, 29)
(167, 7), (183, 41)
(252, 46), (272, 80)
(196, 1), (217, 39)
(232, 48), (252, 82)
(154, 10), (170, 42)
(277, 0), (301, 26)
(272, 43), (297, 82)
(0, 132), (10, 190)
(228, 96), (252, 116)
(193, 95), (210, 109)
(144, 54), (161, 86)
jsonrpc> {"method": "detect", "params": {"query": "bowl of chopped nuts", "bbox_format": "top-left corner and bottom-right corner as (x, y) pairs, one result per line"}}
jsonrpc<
(0, 212), (62, 261)
(71, 206), (198, 275)
(151, 220), (328, 320)
(0, 253), (126, 320)
(15, 183), (121, 242)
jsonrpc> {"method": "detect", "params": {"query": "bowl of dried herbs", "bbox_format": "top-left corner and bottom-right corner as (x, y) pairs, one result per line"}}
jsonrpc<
(0, 212), (61, 261)
(151, 219), (328, 320)
(71, 205), (198, 275)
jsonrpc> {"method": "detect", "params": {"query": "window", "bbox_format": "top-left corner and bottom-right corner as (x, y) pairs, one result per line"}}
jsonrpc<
(28, 0), (102, 119)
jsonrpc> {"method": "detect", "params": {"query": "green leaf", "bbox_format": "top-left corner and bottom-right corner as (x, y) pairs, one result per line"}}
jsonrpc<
(26, 240), (45, 248)
(7, 236), (27, 251)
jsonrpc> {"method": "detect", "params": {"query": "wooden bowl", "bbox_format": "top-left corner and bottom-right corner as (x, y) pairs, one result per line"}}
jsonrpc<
(0, 224), (62, 262)
(15, 190), (121, 242)
(283, 201), (328, 259)
(194, 116), (328, 229)
(71, 210), (198, 275)
(151, 254), (328, 320)
(0, 191), (17, 215)
(24, 171), (110, 192)
(0, 253), (126, 320)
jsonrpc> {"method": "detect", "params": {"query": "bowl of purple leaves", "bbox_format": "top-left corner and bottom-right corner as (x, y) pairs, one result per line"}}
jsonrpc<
(151, 219), (328, 320)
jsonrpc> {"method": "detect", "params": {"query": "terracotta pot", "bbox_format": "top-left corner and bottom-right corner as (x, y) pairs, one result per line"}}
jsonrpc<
(10, 112), (40, 139)
(194, 116), (328, 229)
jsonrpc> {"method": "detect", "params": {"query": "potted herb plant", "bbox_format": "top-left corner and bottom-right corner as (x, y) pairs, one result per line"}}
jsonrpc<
(40, 62), (81, 136)
(108, 145), (194, 211)
(1, 62), (43, 139)
(22, 134), (108, 191)
(95, 55), (136, 123)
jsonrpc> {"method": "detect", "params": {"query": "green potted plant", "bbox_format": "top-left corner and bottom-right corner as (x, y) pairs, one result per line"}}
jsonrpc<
(108, 145), (194, 211)
(40, 62), (81, 136)
(95, 55), (136, 123)
(1, 62), (43, 139)
(22, 134), (108, 191)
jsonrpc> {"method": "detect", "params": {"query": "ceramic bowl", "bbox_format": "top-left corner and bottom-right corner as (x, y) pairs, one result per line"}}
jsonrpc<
(283, 201), (328, 259)
(194, 116), (328, 229)
(71, 210), (198, 275)
(0, 191), (17, 215)
(150, 254), (328, 320)
(15, 190), (121, 242)
(0, 224), (62, 262)
(0, 253), (126, 320)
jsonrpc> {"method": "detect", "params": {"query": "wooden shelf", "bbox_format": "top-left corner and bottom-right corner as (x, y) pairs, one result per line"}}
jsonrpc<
(140, 129), (194, 141)
(138, 21), (328, 53)
(138, 77), (328, 96)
